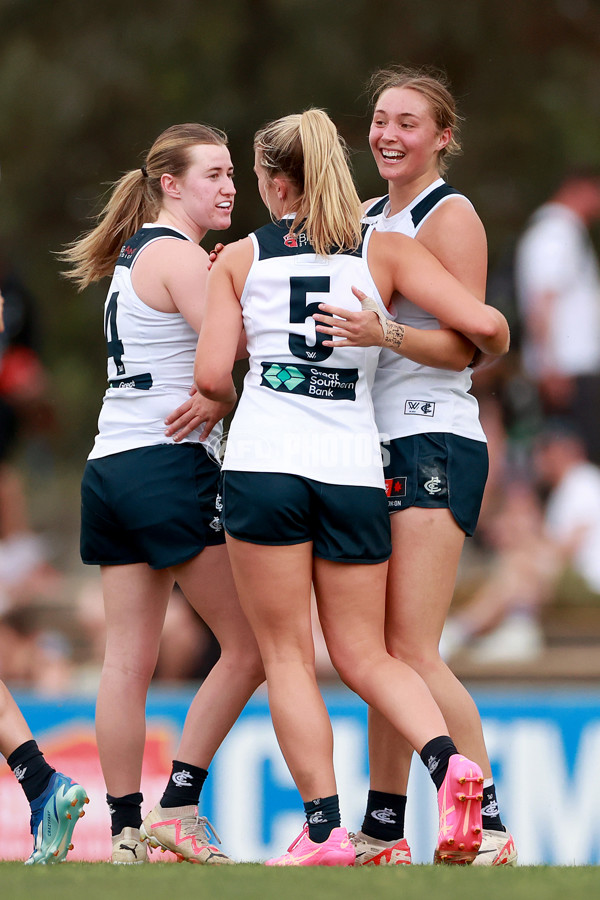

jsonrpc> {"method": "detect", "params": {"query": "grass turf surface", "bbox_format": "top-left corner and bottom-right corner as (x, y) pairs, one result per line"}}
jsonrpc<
(1, 862), (598, 900)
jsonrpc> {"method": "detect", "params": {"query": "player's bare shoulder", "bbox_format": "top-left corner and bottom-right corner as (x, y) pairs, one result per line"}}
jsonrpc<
(134, 234), (210, 286)
(420, 193), (485, 244)
(418, 194), (487, 290)
(160, 235), (210, 264)
(217, 235), (253, 260)
(216, 236), (254, 272)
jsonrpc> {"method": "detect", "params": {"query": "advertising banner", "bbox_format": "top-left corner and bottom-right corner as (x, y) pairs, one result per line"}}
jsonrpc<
(1, 686), (599, 865)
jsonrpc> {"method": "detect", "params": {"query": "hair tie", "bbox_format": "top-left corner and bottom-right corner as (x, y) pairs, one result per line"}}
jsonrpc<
(141, 165), (148, 178)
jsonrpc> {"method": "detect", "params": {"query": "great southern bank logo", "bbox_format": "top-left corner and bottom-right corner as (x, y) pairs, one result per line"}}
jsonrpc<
(260, 362), (358, 401)
(263, 364), (305, 391)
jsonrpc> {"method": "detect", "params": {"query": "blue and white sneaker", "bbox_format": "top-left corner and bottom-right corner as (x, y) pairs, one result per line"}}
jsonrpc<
(25, 772), (89, 865)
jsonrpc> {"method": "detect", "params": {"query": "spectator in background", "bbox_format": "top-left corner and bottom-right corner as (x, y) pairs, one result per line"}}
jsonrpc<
(514, 169), (600, 465)
(536, 421), (600, 604)
(442, 422), (600, 662)
(440, 481), (557, 663)
(0, 253), (60, 609)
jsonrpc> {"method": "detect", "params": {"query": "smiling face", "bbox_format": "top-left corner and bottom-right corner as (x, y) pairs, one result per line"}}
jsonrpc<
(175, 143), (236, 234)
(368, 86), (451, 188)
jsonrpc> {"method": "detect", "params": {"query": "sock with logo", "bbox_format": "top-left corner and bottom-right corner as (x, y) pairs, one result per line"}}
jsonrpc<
(361, 789), (407, 842)
(7, 740), (55, 803)
(303, 794), (341, 843)
(160, 760), (208, 809)
(419, 735), (458, 791)
(107, 792), (143, 836)
(481, 780), (504, 831)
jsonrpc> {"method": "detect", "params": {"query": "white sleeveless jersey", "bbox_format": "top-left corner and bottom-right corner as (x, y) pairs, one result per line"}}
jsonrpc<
(363, 178), (486, 444)
(222, 218), (393, 488)
(88, 224), (221, 459)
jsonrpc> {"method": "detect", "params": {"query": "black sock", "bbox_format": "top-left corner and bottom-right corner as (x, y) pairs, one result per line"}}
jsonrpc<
(160, 760), (208, 809)
(481, 782), (504, 831)
(107, 792), (143, 836)
(303, 794), (341, 843)
(361, 790), (406, 842)
(420, 736), (458, 791)
(7, 740), (55, 803)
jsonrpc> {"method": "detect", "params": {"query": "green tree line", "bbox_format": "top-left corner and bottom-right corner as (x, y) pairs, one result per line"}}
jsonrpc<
(2, 0), (600, 463)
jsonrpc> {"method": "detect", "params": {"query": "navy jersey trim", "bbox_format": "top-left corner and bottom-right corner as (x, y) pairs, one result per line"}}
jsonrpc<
(108, 373), (153, 390)
(411, 184), (461, 228)
(117, 227), (189, 269)
(254, 220), (367, 261)
(364, 196), (389, 218)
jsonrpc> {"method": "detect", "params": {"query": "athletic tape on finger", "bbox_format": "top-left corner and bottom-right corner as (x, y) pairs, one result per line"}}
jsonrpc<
(358, 294), (388, 339)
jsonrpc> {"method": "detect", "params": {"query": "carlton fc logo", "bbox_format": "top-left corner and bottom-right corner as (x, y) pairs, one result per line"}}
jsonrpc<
(404, 400), (435, 417)
(424, 475), (442, 495)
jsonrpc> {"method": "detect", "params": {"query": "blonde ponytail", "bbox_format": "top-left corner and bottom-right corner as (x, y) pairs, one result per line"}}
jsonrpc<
(254, 109), (362, 256)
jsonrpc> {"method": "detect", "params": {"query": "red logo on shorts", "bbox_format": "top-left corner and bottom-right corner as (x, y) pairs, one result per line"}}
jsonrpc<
(385, 477), (407, 498)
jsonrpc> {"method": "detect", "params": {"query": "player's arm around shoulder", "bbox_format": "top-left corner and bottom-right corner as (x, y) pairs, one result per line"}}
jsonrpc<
(194, 238), (253, 403)
(371, 229), (509, 356)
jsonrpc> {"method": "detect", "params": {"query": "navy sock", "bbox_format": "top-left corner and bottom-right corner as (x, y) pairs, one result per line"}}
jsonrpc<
(160, 760), (208, 809)
(361, 790), (407, 842)
(107, 792), (143, 836)
(303, 794), (341, 843)
(419, 736), (458, 791)
(481, 782), (504, 831)
(7, 740), (55, 803)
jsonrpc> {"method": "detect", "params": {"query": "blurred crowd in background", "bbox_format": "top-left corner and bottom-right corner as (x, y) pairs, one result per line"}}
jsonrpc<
(2, 166), (600, 692)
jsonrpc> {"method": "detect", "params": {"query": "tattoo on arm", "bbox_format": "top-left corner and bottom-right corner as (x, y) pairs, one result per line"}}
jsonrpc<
(383, 321), (405, 353)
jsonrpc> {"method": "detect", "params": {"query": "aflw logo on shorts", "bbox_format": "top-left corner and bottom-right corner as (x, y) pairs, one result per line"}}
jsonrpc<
(385, 476), (406, 498)
(404, 400), (435, 417)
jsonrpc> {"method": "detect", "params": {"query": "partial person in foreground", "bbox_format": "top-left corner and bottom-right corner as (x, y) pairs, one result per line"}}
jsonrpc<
(0, 669), (88, 863)
(1, 289), (88, 864)
(314, 66), (517, 867)
(194, 109), (509, 866)
(60, 123), (264, 865)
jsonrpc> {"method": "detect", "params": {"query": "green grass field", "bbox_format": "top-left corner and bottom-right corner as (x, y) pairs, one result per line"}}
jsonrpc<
(1, 862), (598, 900)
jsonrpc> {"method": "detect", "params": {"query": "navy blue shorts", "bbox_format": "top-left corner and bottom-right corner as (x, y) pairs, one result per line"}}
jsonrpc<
(80, 443), (225, 570)
(222, 471), (391, 564)
(382, 433), (488, 536)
